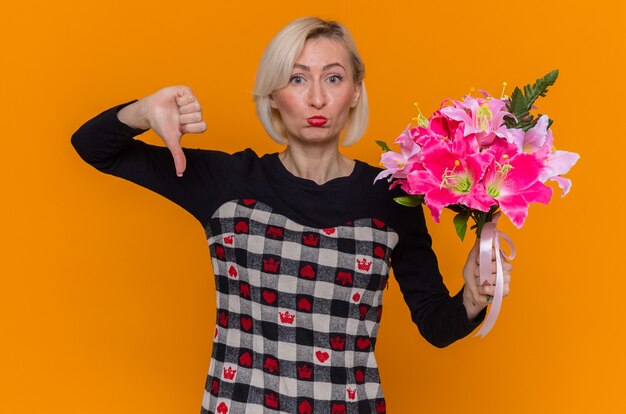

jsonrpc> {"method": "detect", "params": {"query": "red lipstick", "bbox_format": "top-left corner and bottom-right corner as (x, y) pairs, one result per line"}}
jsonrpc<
(307, 116), (327, 127)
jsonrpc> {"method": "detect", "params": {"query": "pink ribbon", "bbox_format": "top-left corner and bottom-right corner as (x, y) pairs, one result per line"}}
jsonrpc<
(474, 213), (515, 337)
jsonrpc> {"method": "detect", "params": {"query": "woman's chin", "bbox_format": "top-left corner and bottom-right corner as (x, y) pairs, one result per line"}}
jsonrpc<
(288, 129), (341, 146)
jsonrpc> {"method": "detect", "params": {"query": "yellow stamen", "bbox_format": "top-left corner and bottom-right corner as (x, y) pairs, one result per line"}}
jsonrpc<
(500, 82), (509, 100)
(412, 102), (429, 127)
(503, 154), (509, 159)
(454, 160), (460, 167)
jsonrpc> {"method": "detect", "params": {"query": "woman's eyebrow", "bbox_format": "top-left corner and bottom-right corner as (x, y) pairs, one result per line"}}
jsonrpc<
(293, 63), (347, 71)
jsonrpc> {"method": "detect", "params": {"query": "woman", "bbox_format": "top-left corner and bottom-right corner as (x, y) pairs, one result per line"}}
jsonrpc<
(72, 17), (510, 414)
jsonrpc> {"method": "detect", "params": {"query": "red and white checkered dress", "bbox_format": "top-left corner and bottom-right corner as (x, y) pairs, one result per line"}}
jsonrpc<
(71, 101), (486, 414)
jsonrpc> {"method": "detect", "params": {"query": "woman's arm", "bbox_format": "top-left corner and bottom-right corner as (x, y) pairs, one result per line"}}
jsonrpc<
(117, 86), (207, 177)
(390, 206), (485, 348)
(390, 205), (512, 347)
(71, 86), (236, 226)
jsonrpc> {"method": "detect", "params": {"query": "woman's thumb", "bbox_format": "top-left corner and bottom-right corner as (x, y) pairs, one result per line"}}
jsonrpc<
(166, 139), (186, 177)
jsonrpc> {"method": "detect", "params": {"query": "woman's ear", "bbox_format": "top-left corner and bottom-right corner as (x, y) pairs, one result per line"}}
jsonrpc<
(351, 82), (362, 108)
(270, 94), (277, 109)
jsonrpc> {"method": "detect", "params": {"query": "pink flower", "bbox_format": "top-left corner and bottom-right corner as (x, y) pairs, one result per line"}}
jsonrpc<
(440, 94), (513, 147)
(540, 149), (579, 196)
(428, 109), (463, 141)
(507, 115), (580, 196)
(506, 115), (550, 154)
(406, 136), (495, 222)
(374, 127), (422, 182)
(482, 144), (553, 228)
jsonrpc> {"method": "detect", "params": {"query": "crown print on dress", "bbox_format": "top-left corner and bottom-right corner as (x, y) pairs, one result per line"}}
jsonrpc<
(222, 366), (237, 381)
(335, 271), (353, 286)
(223, 234), (234, 245)
(266, 226), (284, 239)
(279, 310), (295, 324)
(265, 391), (279, 409)
(346, 387), (357, 400)
(356, 258), (372, 272)
(228, 265), (238, 278)
(297, 363), (313, 379)
(376, 399), (387, 413)
(329, 335), (346, 351)
(262, 257), (280, 273)
(302, 233), (320, 247)
(263, 356), (280, 374)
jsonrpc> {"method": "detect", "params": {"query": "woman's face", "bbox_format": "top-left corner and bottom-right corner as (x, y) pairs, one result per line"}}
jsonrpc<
(270, 37), (361, 146)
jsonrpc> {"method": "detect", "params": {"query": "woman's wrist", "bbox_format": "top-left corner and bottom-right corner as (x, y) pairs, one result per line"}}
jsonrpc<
(463, 285), (487, 321)
(117, 98), (151, 130)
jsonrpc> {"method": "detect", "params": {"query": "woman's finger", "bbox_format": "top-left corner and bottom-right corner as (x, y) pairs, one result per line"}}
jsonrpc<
(180, 111), (203, 124)
(179, 101), (202, 115)
(181, 121), (207, 134)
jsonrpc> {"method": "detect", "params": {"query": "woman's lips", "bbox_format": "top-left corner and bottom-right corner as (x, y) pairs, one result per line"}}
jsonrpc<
(307, 116), (327, 127)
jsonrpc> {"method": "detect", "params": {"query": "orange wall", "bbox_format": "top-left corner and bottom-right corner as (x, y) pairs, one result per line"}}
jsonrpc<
(2, 0), (624, 413)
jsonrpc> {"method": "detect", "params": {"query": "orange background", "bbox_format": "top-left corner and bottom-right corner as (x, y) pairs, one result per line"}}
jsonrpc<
(2, 0), (625, 413)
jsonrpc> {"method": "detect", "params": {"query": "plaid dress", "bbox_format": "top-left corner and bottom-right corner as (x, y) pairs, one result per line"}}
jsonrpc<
(72, 101), (485, 414)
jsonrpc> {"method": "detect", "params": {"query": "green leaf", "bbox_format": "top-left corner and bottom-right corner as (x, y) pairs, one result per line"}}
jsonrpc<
(376, 140), (392, 152)
(393, 195), (424, 207)
(453, 211), (470, 241)
(505, 70), (559, 131)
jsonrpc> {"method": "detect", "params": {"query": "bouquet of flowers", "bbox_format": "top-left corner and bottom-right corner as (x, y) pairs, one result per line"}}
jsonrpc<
(375, 70), (579, 336)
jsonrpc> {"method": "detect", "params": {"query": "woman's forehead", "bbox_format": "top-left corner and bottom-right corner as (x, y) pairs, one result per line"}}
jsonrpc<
(293, 38), (351, 72)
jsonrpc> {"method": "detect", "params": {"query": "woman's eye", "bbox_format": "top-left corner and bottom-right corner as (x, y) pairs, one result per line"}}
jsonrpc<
(290, 75), (304, 84)
(328, 75), (343, 84)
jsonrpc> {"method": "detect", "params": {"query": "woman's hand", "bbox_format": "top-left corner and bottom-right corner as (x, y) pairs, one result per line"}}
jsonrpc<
(461, 238), (512, 321)
(117, 86), (207, 176)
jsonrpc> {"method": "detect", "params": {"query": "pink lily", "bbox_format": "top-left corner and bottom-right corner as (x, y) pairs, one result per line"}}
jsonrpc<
(428, 109), (463, 142)
(483, 143), (553, 228)
(440, 94), (513, 147)
(507, 115), (580, 196)
(406, 136), (495, 222)
(506, 115), (550, 154)
(539, 149), (579, 197)
(375, 126), (423, 182)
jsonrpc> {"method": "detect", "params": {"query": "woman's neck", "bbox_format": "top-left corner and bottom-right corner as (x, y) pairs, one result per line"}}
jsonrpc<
(278, 145), (355, 185)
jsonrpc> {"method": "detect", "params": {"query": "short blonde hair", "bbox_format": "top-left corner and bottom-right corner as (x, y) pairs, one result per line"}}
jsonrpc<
(253, 17), (368, 146)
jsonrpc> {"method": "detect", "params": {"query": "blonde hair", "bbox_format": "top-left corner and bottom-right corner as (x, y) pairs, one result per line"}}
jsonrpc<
(253, 17), (368, 146)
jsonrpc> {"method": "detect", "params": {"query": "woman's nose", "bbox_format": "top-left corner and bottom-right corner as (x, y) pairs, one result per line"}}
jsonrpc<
(307, 81), (327, 109)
